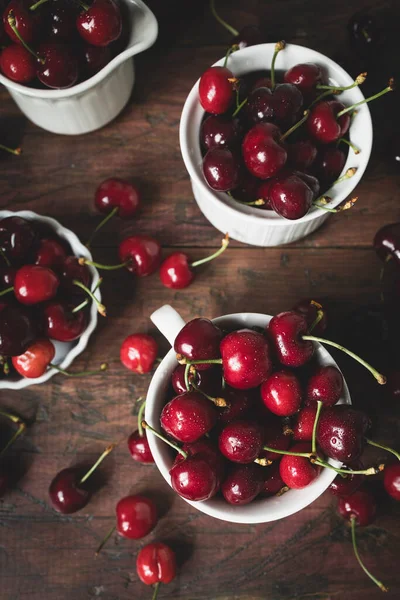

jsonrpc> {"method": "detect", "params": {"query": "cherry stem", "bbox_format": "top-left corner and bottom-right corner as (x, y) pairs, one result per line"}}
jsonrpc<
(350, 517), (388, 592)
(311, 400), (323, 455)
(95, 525), (116, 556)
(314, 459), (382, 476)
(339, 137), (360, 154)
(142, 421), (187, 458)
(86, 206), (118, 248)
(73, 279), (106, 317)
(79, 257), (130, 271)
(152, 582), (161, 600)
(0, 412), (26, 458)
(270, 40), (286, 90)
(308, 89), (337, 108)
(137, 400), (146, 437)
(7, 12), (45, 63)
(210, 0), (238, 37)
(309, 301), (324, 332)
(0, 248), (11, 266)
(191, 233), (229, 268)
(232, 95), (248, 117)
(301, 335), (386, 385)
(280, 110), (309, 141)
(50, 362), (108, 378)
(179, 358), (223, 366)
(239, 198), (265, 206)
(0, 143), (22, 156)
(313, 196), (358, 213)
(30, 0), (51, 10)
(184, 363), (191, 392)
(366, 438), (400, 461)
(261, 445), (314, 458)
(337, 80), (394, 117)
(316, 72), (367, 91)
(223, 45), (235, 68)
(0, 286), (14, 297)
(191, 381), (228, 407)
(80, 444), (116, 484)
(72, 278), (103, 313)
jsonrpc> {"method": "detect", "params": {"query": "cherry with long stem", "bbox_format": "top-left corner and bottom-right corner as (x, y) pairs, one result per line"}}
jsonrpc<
(270, 40), (286, 89)
(73, 279), (106, 317)
(210, 0), (239, 37)
(0, 410), (26, 457)
(142, 421), (188, 459)
(86, 207), (118, 249)
(0, 143), (22, 156)
(7, 12), (45, 63)
(80, 444), (116, 485)
(366, 438), (400, 461)
(191, 234), (229, 269)
(311, 400), (323, 455)
(337, 79), (394, 118)
(280, 110), (310, 141)
(350, 516), (388, 592)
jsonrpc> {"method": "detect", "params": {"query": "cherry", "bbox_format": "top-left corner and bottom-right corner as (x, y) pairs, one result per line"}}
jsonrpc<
(221, 463), (264, 505)
(242, 122), (287, 179)
(60, 256), (91, 294)
(0, 305), (36, 356)
(313, 146), (346, 185)
(82, 44), (111, 76)
(170, 453), (220, 501)
(0, 43), (36, 83)
(261, 461), (286, 496)
(259, 418), (290, 461)
(287, 139), (317, 171)
(200, 114), (240, 151)
(76, 0), (122, 47)
(317, 405), (370, 462)
(306, 366), (343, 407)
(36, 42), (79, 89)
(231, 173), (263, 205)
(292, 405), (318, 442)
(3, 0), (41, 45)
(128, 401), (154, 464)
(174, 318), (222, 370)
(116, 494), (157, 539)
(120, 333), (158, 374)
(220, 329), (272, 389)
(49, 444), (115, 514)
(203, 148), (241, 191)
(283, 63), (322, 100)
(292, 298), (327, 336)
(329, 460), (365, 497)
(161, 391), (217, 443)
(13, 265), (59, 305)
(348, 11), (380, 54)
(307, 100), (350, 144)
(172, 364), (223, 396)
(0, 216), (36, 263)
(279, 442), (321, 489)
(199, 66), (235, 115)
(374, 222), (400, 265)
(249, 83), (304, 128)
(46, 0), (79, 41)
(12, 338), (55, 378)
(119, 235), (161, 277)
(172, 438), (225, 481)
(261, 370), (302, 416)
(136, 542), (176, 598)
(34, 238), (67, 269)
(219, 387), (254, 425)
(218, 420), (263, 463)
(383, 463), (400, 501)
(94, 178), (141, 230)
(244, 86), (274, 124)
(269, 311), (314, 367)
(42, 301), (87, 342)
(269, 171), (314, 220)
(254, 180), (273, 209)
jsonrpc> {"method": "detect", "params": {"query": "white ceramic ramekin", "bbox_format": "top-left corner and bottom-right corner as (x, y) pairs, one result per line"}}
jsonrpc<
(145, 305), (351, 524)
(0, 210), (100, 390)
(180, 43), (373, 247)
(0, 0), (158, 135)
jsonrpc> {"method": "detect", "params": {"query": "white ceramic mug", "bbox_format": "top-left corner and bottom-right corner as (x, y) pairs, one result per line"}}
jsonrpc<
(145, 304), (351, 524)
(180, 43), (373, 247)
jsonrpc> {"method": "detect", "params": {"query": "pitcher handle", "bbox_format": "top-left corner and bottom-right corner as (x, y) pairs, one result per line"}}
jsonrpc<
(150, 305), (186, 347)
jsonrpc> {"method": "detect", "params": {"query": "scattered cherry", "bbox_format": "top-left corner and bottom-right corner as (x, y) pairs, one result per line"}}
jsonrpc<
(116, 494), (157, 539)
(348, 10), (381, 54)
(12, 338), (55, 378)
(374, 222), (400, 266)
(136, 542), (176, 598)
(120, 333), (158, 374)
(383, 463), (400, 501)
(93, 177), (141, 242)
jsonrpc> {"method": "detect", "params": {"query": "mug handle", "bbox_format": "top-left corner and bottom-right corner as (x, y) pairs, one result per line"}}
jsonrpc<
(150, 305), (186, 346)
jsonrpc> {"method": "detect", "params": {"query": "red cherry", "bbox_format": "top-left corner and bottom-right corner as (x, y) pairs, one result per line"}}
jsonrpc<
(268, 311), (314, 367)
(306, 366), (343, 406)
(174, 318), (222, 370)
(221, 463), (264, 505)
(338, 489), (376, 527)
(317, 405), (369, 463)
(307, 100), (351, 144)
(284, 63), (322, 98)
(0, 305), (37, 356)
(34, 238), (67, 269)
(314, 146), (346, 184)
(219, 420), (263, 464)
(383, 463), (400, 501)
(76, 0), (122, 47)
(203, 148), (241, 192)
(136, 542), (176, 586)
(279, 442), (320, 489)
(120, 333), (158, 374)
(159, 252), (193, 289)
(242, 122), (287, 179)
(46, 0), (79, 41)
(254, 179), (273, 209)
(95, 178), (141, 219)
(116, 495), (157, 539)
(261, 370), (302, 416)
(219, 387), (255, 425)
(42, 301), (87, 342)
(269, 171), (314, 220)
(261, 461), (286, 496)
(118, 235), (161, 277)
(14, 265), (59, 305)
(82, 43), (111, 76)
(36, 42), (79, 89)
(199, 66), (235, 114)
(170, 453), (220, 501)
(292, 298), (328, 336)
(220, 329), (272, 389)
(200, 114), (240, 151)
(287, 139), (317, 171)
(0, 216), (36, 263)
(329, 460), (365, 497)
(160, 391), (217, 443)
(3, 0), (41, 45)
(127, 431), (154, 464)
(292, 405), (318, 442)
(0, 43), (36, 83)
(12, 338), (55, 378)
(172, 438), (225, 478)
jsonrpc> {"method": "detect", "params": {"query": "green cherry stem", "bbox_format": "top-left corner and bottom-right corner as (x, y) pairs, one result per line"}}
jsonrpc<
(0, 248), (11, 266)
(308, 301), (324, 332)
(7, 12), (45, 63)
(0, 143), (22, 156)
(152, 582), (161, 600)
(0, 286), (14, 297)
(86, 206), (118, 248)
(366, 438), (400, 461)
(210, 0), (238, 36)
(184, 362), (192, 392)
(72, 278), (103, 313)
(337, 79), (395, 117)
(191, 233), (229, 268)
(232, 95), (248, 117)
(350, 517), (388, 592)
(270, 40), (286, 89)
(280, 110), (310, 141)
(79, 257), (130, 271)
(178, 358), (223, 367)
(311, 400), (323, 455)
(95, 525), (116, 556)
(261, 445), (314, 458)
(80, 444), (116, 484)
(313, 196), (358, 213)
(316, 72), (367, 91)
(51, 362), (108, 378)
(137, 400), (146, 437)
(0, 411), (26, 457)
(314, 459), (382, 476)
(73, 279), (106, 317)
(191, 381), (228, 407)
(142, 421), (188, 458)
(301, 335), (386, 384)
(339, 137), (360, 154)
(223, 45), (236, 68)
(29, 0), (51, 10)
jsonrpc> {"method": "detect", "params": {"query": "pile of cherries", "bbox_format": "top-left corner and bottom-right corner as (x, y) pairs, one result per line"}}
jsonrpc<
(0, 0), (124, 88)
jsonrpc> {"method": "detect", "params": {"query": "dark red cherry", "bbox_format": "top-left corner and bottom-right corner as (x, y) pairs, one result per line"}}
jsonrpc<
(306, 366), (343, 406)
(279, 442), (320, 489)
(269, 171), (314, 220)
(3, 0), (41, 45)
(95, 178), (141, 219)
(14, 265), (59, 305)
(232, 173), (260, 204)
(36, 43), (79, 89)
(314, 146), (346, 185)
(46, 0), (79, 40)
(307, 100), (350, 144)
(118, 235), (161, 277)
(268, 311), (314, 367)
(170, 453), (219, 501)
(0, 305), (36, 356)
(12, 338), (55, 378)
(136, 542), (176, 587)
(261, 461), (286, 496)
(221, 463), (264, 505)
(383, 463), (400, 501)
(287, 139), (317, 171)
(42, 301), (87, 342)
(295, 171), (320, 199)
(338, 489), (376, 527)
(0, 43), (36, 83)
(49, 467), (91, 514)
(160, 391), (217, 443)
(34, 238), (67, 269)
(292, 298), (327, 336)
(244, 86), (274, 124)
(272, 83), (303, 126)
(203, 148), (241, 191)
(317, 405), (370, 463)
(260, 418), (290, 461)
(60, 256), (91, 295)
(219, 387), (255, 425)
(172, 438), (225, 483)
(261, 370), (302, 416)
(200, 115), (240, 151)
(174, 318), (222, 370)
(242, 122), (287, 179)
(254, 179), (273, 209)
(120, 333), (158, 374)
(82, 43), (111, 76)
(329, 460), (365, 497)
(199, 66), (235, 114)
(116, 495), (157, 539)
(373, 223), (400, 265)
(127, 431), (154, 464)
(230, 25), (264, 49)
(348, 11), (380, 54)
(292, 405), (318, 442)
(0, 216), (36, 263)
(218, 420), (263, 463)
(284, 63), (322, 98)
(76, 0), (122, 47)
(220, 329), (272, 389)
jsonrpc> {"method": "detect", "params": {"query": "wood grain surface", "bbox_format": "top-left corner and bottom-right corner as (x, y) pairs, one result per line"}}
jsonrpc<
(1, 1), (400, 599)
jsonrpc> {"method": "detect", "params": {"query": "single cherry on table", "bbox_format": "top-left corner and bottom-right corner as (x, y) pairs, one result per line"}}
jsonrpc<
(120, 333), (158, 375)
(136, 542), (176, 600)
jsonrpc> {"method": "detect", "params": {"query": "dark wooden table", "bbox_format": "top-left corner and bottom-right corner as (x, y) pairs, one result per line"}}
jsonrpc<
(1, 1), (400, 598)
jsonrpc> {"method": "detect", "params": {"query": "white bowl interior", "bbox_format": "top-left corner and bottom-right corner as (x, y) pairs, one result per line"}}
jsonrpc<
(146, 312), (351, 524)
(180, 43), (373, 226)
(0, 210), (99, 390)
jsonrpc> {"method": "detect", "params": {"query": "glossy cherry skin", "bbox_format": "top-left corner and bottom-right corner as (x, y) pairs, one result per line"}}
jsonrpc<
(220, 329), (272, 389)
(3, 0), (41, 45)
(12, 338), (55, 378)
(14, 265), (59, 305)
(82, 44), (111, 76)
(338, 489), (376, 527)
(279, 442), (321, 489)
(231, 25), (264, 49)
(161, 391), (217, 443)
(172, 438), (225, 482)
(159, 253), (193, 289)
(95, 178), (141, 219)
(199, 66), (235, 114)
(46, 0), (79, 40)
(76, 0), (122, 46)
(203, 148), (241, 191)
(244, 86), (274, 124)
(373, 223), (400, 265)
(200, 115), (240, 151)
(118, 235), (161, 277)
(242, 122), (287, 179)
(0, 216), (36, 263)
(383, 463), (400, 501)
(314, 146), (346, 184)
(116, 495), (157, 539)
(221, 463), (264, 505)
(306, 366), (343, 407)
(37, 43), (79, 89)
(255, 180), (273, 209)
(283, 63), (322, 99)
(287, 139), (317, 171)
(170, 454), (219, 501)
(259, 418), (290, 461)
(272, 83), (303, 126)
(0, 305), (37, 356)
(317, 405), (370, 463)
(34, 238), (67, 269)
(219, 387), (255, 425)
(120, 333), (158, 374)
(49, 467), (91, 514)
(270, 171), (314, 220)
(174, 318), (222, 370)
(292, 405), (318, 442)
(261, 461), (286, 496)
(307, 100), (350, 144)
(292, 298), (327, 336)
(60, 256), (91, 294)
(269, 311), (314, 367)
(172, 364), (223, 396)
(329, 460), (365, 497)
(261, 370), (302, 416)
(42, 302), (87, 342)
(0, 44), (36, 83)
(127, 431), (154, 464)
(219, 420), (263, 464)
(136, 542), (176, 586)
